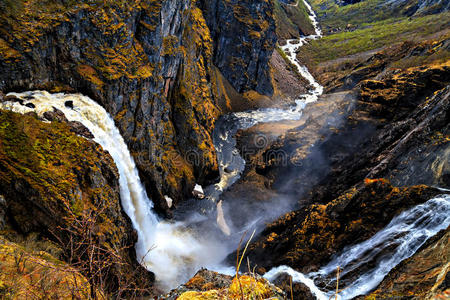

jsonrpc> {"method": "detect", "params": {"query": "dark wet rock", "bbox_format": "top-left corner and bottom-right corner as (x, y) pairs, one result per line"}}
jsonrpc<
(25, 102), (35, 108)
(198, 0), (277, 95)
(363, 226), (450, 299)
(0, 110), (154, 296)
(0, 91), (4, 102)
(43, 107), (69, 123)
(4, 95), (23, 105)
(272, 273), (315, 300)
(0, 195), (6, 230)
(64, 100), (73, 109)
(68, 121), (94, 139)
(244, 180), (441, 274)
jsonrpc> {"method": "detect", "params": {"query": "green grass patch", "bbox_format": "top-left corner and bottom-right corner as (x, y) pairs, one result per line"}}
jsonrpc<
(301, 12), (450, 64)
(274, 0), (315, 38)
(309, 0), (418, 30)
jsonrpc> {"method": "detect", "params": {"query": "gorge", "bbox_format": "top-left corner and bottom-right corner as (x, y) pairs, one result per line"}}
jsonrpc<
(0, 0), (449, 299)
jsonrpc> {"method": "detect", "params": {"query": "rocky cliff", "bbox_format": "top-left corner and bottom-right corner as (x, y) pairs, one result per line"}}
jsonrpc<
(198, 0), (277, 95)
(0, 109), (153, 296)
(226, 13), (449, 298)
(0, 0), (277, 213)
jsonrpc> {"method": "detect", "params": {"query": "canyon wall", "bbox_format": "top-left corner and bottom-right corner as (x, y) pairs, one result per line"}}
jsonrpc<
(0, 0), (277, 212)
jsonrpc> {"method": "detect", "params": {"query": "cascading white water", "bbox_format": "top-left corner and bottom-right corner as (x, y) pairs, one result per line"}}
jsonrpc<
(1, 2), (436, 298)
(264, 194), (450, 299)
(0, 91), (228, 290)
(208, 0), (324, 206)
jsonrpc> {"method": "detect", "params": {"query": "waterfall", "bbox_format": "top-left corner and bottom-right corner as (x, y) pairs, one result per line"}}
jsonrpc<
(0, 91), (227, 290)
(208, 0), (324, 206)
(264, 194), (450, 299)
(1, 2), (439, 298)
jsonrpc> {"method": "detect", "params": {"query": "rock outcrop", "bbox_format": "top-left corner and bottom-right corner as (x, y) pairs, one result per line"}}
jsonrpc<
(198, 0), (277, 96)
(244, 180), (440, 273)
(0, 0), (277, 213)
(364, 226), (450, 299)
(0, 110), (153, 297)
(162, 269), (285, 300)
(0, 235), (101, 298)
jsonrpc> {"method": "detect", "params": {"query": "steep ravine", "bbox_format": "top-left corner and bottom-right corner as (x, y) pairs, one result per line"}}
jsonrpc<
(0, 0), (448, 298)
(0, 0), (277, 214)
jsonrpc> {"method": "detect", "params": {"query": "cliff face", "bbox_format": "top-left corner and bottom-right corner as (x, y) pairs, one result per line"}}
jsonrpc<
(0, 0), (277, 212)
(198, 0), (277, 96)
(0, 109), (153, 296)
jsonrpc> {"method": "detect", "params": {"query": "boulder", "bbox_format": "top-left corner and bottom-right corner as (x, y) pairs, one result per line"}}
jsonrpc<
(68, 121), (94, 139)
(43, 107), (69, 123)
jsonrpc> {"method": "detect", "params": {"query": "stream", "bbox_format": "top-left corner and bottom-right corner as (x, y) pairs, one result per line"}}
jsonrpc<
(0, 1), (447, 298)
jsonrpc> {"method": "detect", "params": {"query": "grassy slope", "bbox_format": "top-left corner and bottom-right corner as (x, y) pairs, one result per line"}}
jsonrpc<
(273, 0), (316, 39)
(309, 0), (417, 30)
(302, 12), (450, 64)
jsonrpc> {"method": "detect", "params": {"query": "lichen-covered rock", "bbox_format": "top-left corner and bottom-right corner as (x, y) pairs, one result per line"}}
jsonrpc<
(0, 235), (101, 299)
(162, 269), (285, 299)
(245, 180), (440, 273)
(198, 0), (277, 95)
(0, 109), (153, 296)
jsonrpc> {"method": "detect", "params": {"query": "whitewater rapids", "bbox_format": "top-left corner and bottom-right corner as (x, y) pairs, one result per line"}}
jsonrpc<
(0, 91), (228, 290)
(264, 194), (450, 299)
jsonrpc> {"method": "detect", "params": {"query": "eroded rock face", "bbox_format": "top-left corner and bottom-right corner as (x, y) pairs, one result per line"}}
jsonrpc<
(245, 180), (440, 273)
(364, 226), (450, 299)
(0, 0), (277, 213)
(198, 0), (277, 95)
(0, 110), (153, 296)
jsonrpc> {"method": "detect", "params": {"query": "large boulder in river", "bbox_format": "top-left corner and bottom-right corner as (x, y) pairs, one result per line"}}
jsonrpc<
(0, 110), (154, 297)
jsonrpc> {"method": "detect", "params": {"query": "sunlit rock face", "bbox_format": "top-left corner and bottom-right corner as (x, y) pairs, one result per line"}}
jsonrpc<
(0, 0), (277, 213)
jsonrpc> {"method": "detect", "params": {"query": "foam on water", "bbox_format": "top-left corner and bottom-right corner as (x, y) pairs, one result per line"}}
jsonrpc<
(264, 194), (450, 299)
(0, 91), (227, 290)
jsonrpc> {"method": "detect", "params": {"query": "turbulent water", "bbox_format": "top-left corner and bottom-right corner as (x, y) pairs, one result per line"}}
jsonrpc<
(208, 0), (324, 206)
(0, 91), (228, 290)
(1, 1), (444, 298)
(264, 194), (450, 299)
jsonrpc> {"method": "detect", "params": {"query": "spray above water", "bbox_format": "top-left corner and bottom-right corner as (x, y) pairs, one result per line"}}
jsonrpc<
(0, 91), (227, 290)
(264, 194), (450, 299)
(209, 0), (324, 206)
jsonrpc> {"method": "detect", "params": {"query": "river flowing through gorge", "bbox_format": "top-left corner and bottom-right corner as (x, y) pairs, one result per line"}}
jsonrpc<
(0, 1), (448, 298)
